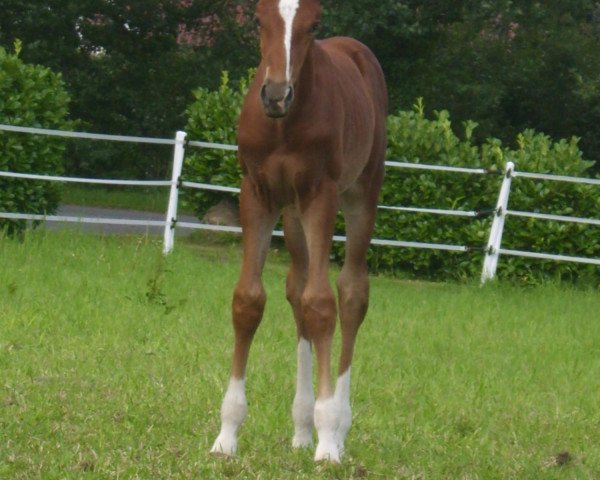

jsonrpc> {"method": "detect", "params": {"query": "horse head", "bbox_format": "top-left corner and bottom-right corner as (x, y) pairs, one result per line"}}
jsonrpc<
(255, 0), (321, 118)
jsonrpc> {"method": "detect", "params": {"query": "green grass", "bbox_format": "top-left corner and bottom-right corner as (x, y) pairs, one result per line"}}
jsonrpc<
(1, 230), (599, 479)
(60, 184), (195, 215)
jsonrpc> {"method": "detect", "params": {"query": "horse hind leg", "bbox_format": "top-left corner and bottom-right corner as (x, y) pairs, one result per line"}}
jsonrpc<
(292, 336), (315, 448)
(284, 209), (315, 448)
(333, 187), (380, 456)
(334, 263), (368, 455)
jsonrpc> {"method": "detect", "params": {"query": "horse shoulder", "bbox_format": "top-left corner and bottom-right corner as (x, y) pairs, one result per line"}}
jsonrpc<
(319, 37), (387, 114)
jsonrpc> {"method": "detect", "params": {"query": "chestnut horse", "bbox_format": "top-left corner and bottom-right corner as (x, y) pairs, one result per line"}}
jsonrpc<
(210, 0), (387, 462)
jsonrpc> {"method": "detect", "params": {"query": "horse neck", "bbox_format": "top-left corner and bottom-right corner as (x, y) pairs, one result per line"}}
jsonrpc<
(292, 41), (325, 114)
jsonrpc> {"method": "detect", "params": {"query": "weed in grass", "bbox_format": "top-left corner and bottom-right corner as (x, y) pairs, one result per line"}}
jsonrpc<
(145, 254), (175, 314)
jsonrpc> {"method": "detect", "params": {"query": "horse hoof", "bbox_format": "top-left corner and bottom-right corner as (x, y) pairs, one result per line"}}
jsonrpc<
(210, 435), (237, 457)
(292, 431), (313, 448)
(314, 441), (340, 463)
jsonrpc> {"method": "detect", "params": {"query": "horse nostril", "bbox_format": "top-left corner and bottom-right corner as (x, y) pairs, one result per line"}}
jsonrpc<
(260, 81), (293, 117)
(260, 84), (268, 105)
(284, 86), (294, 107)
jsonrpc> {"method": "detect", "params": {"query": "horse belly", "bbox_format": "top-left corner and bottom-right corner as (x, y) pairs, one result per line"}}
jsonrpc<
(336, 88), (376, 192)
(323, 40), (383, 193)
(340, 106), (375, 186)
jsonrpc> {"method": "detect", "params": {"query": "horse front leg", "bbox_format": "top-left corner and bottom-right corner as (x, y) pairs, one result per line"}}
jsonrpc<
(210, 180), (279, 456)
(298, 181), (342, 462)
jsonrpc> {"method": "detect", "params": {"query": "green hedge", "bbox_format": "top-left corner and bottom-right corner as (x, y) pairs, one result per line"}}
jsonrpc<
(183, 78), (600, 284)
(366, 100), (599, 283)
(0, 42), (71, 235)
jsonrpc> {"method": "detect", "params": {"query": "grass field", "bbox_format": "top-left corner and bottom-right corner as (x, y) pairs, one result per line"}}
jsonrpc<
(1, 230), (599, 479)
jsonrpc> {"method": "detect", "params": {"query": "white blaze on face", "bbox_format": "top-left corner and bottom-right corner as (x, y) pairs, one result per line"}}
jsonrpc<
(278, 0), (300, 82)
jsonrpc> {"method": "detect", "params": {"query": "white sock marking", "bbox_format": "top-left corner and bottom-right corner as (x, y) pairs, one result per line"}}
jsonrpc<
(278, 0), (300, 81)
(314, 397), (341, 462)
(313, 368), (353, 462)
(292, 338), (315, 447)
(210, 377), (247, 456)
(334, 368), (352, 454)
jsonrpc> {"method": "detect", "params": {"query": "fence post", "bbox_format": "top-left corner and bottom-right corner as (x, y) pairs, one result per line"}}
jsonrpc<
(163, 130), (186, 254)
(481, 161), (515, 283)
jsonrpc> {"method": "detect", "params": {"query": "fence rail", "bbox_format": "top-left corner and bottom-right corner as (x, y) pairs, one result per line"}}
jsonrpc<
(0, 170), (172, 186)
(1, 124), (598, 282)
(0, 211), (167, 228)
(0, 123), (177, 145)
(506, 209), (600, 227)
(384, 160), (491, 175)
(513, 170), (600, 186)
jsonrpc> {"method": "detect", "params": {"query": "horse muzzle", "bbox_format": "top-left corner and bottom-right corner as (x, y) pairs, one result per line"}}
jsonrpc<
(260, 81), (294, 118)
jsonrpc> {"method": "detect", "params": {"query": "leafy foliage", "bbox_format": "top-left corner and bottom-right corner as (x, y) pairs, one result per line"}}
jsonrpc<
(345, 101), (501, 281)
(2, 0), (598, 282)
(321, 1), (600, 170)
(0, 44), (71, 234)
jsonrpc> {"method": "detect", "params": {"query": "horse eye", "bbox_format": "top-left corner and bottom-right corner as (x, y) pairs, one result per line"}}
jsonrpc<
(254, 17), (261, 28)
(309, 22), (320, 34)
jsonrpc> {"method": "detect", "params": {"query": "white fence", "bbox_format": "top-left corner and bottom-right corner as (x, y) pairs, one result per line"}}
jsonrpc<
(1, 123), (599, 282)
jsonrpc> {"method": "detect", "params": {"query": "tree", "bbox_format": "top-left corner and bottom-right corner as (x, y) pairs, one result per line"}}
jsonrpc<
(391, 1), (600, 167)
(0, 0), (256, 178)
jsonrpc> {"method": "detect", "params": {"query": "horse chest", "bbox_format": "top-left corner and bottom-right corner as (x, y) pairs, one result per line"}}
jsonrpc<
(246, 152), (327, 208)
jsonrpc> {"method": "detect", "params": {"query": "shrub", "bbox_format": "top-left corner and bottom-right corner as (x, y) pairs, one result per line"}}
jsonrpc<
(183, 71), (249, 218)
(0, 42), (71, 235)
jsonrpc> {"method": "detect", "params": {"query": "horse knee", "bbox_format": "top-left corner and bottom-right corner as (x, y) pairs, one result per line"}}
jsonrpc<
(285, 272), (302, 306)
(301, 287), (336, 339)
(232, 284), (266, 336)
(337, 273), (369, 326)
